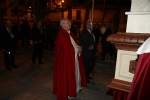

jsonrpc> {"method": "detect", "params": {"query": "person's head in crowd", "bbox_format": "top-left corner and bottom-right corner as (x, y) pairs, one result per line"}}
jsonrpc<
(107, 24), (111, 29)
(23, 20), (29, 26)
(86, 21), (92, 30)
(100, 24), (107, 34)
(94, 23), (99, 28)
(46, 19), (51, 25)
(60, 18), (71, 31)
(5, 20), (12, 28)
(37, 20), (42, 28)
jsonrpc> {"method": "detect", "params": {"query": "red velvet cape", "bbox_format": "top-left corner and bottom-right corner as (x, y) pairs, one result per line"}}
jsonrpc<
(127, 53), (150, 100)
(53, 29), (87, 100)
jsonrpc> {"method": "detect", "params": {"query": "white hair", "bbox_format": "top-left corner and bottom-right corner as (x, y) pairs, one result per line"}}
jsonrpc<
(60, 18), (69, 27)
(101, 25), (106, 34)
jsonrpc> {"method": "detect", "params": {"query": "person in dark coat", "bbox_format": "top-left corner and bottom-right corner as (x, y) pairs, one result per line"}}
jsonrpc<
(32, 20), (45, 64)
(45, 20), (55, 50)
(79, 21), (97, 83)
(0, 20), (18, 70)
(93, 23), (100, 45)
(100, 24), (112, 61)
(20, 19), (31, 48)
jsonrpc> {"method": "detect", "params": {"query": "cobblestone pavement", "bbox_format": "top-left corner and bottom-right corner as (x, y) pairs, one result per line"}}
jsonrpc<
(0, 45), (115, 100)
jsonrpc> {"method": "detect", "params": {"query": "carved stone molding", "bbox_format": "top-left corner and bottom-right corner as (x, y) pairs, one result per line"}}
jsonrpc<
(107, 32), (150, 94)
(115, 50), (136, 82)
(107, 32), (150, 51)
(125, 12), (150, 15)
(107, 79), (131, 93)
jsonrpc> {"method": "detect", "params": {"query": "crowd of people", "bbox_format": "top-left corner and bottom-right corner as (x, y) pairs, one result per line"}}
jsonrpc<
(0, 18), (117, 100)
(0, 18), (60, 70)
(53, 19), (117, 100)
(1, 18), (149, 100)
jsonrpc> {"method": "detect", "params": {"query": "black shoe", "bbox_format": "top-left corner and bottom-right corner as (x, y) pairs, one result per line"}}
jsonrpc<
(79, 88), (82, 92)
(38, 62), (44, 64)
(88, 76), (92, 79)
(12, 65), (18, 68)
(7, 67), (12, 70)
(32, 60), (35, 64)
(32, 62), (35, 64)
(86, 80), (90, 83)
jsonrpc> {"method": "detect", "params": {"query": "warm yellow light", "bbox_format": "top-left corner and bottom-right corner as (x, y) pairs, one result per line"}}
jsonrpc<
(29, 6), (31, 9)
(62, 0), (64, 3)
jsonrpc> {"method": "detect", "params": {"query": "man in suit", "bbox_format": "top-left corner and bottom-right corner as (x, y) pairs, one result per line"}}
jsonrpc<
(0, 20), (18, 70)
(20, 19), (31, 48)
(101, 24), (113, 61)
(79, 21), (97, 83)
(32, 20), (45, 64)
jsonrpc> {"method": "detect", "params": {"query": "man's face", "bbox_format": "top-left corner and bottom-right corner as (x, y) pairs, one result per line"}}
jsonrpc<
(63, 20), (71, 30)
(86, 23), (92, 30)
(37, 21), (42, 27)
(5, 21), (12, 28)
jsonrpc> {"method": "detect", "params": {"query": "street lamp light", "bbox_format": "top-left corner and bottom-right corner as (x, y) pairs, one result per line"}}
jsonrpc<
(61, 0), (64, 8)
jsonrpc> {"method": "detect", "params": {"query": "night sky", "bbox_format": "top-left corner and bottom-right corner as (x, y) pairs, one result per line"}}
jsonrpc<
(78, 0), (85, 3)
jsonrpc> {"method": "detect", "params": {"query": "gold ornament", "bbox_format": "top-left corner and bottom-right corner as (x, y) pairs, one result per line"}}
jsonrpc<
(10, 34), (14, 38)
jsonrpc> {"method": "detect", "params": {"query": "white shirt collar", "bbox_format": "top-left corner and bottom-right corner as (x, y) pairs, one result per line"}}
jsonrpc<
(67, 30), (70, 34)
(87, 29), (91, 33)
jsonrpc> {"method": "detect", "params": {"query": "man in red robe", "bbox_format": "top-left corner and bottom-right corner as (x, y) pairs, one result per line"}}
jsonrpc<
(127, 37), (150, 100)
(53, 18), (87, 100)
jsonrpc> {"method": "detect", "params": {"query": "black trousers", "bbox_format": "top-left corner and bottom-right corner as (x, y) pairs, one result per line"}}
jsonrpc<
(25, 36), (30, 48)
(45, 37), (54, 49)
(20, 36), (24, 45)
(102, 43), (106, 61)
(4, 49), (16, 69)
(82, 56), (94, 80)
(45, 37), (51, 49)
(32, 43), (43, 63)
(21, 36), (30, 47)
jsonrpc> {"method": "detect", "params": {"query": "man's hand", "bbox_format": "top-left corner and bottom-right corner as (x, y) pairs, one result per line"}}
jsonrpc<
(34, 41), (42, 44)
(78, 46), (82, 52)
(89, 45), (94, 50)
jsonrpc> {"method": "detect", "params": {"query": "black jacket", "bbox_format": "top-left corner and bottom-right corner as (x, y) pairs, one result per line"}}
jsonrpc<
(32, 26), (45, 42)
(79, 29), (96, 58)
(0, 27), (17, 51)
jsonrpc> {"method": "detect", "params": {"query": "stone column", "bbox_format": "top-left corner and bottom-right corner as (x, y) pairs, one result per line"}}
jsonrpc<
(126, 0), (150, 33)
(114, 0), (150, 82)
